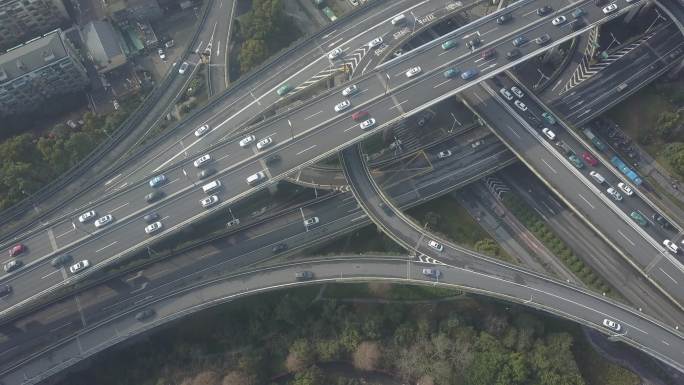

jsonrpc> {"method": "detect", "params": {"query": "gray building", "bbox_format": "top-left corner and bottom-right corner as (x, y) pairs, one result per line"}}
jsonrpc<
(0, 29), (89, 116)
(82, 21), (127, 73)
(0, 0), (70, 51)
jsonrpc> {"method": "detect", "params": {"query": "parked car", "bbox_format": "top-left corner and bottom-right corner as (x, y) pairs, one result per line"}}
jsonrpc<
(428, 240), (443, 251)
(510, 86), (524, 98)
(178, 62), (189, 74)
(663, 239), (679, 254)
(135, 309), (155, 321)
(602, 3), (618, 14)
(542, 128), (556, 140)
(500, 88), (514, 100)
(256, 137), (273, 150)
(328, 47), (343, 60)
(239, 135), (256, 148)
(581, 151), (598, 167)
(617, 182), (634, 196)
(342, 84), (359, 96)
(630, 211), (648, 227)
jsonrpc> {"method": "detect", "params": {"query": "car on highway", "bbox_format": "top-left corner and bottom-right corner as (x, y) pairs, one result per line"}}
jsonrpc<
(359, 118), (376, 130)
(194, 124), (210, 137)
(391, 14), (407, 25)
(144, 212), (160, 223)
(69, 259), (90, 274)
(352, 110), (369, 122)
(542, 128), (556, 140)
(512, 36), (528, 47)
(304, 217), (319, 227)
(428, 240), (443, 251)
(630, 211), (648, 227)
(510, 86), (524, 98)
(200, 195), (219, 208)
(499, 88), (514, 100)
(78, 210), (97, 223)
(602, 3), (618, 14)
(552, 15), (567, 25)
(535, 34), (551, 45)
(514, 100), (527, 111)
(135, 309), (155, 321)
(197, 168), (216, 180)
(367, 37), (383, 49)
(606, 187), (622, 201)
(246, 171), (266, 185)
(536, 5), (552, 15)
(256, 137), (273, 150)
(405, 66), (422, 78)
(589, 171), (605, 184)
(342, 84), (358, 96)
(496, 13), (512, 24)
(226, 218), (240, 228)
(422, 268), (442, 278)
(541, 112), (556, 125)
(9, 244), (25, 257)
(617, 182), (633, 196)
(471, 139), (484, 149)
(3, 259), (21, 273)
(266, 154), (281, 166)
(178, 61), (189, 74)
(295, 271), (314, 281)
(568, 154), (584, 169)
(94, 214), (113, 228)
(0, 285), (11, 297)
(51, 253), (72, 267)
(193, 154), (211, 168)
(581, 151), (598, 167)
(145, 190), (164, 203)
(506, 49), (521, 60)
(239, 134), (256, 147)
(441, 39), (457, 50)
(272, 243), (288, 253)
(663, 239), (679, 254)
(148, 174), (167, 188)
(144, 221), (163, 235)
(465, 37), (481, 50)
(460, 69), (478, 80)
(443, 68), (459, 78)
(334, 100), (351, 112)
(572, 8), (585, 18)
(328, 47), (343, 60)
(602, 318), (621, 332)
(437, 150), (452, 159)
(481, 49), (496, 60)
(277, 84), (293, 96)
(157, 49), (166, 60)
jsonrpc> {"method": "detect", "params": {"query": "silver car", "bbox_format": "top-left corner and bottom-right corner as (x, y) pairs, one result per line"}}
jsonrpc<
(144, 221), (163, 234)
(94, 214), (113, 228)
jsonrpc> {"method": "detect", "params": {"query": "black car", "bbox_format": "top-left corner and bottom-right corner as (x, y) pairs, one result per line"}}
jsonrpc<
(295, 271), (314, 281)
(652, 214), (674, 230)
(51, 254), (73, 267)
(145, 190), (164, 203)
(506, 49), (521, 60)
(571, 19), (585, 31)
(272, 243), (288, 254)
(144, 212), (160, 223)
(496, 13), (512, 24)
(265, 154), (282, 166)
(135, 308), (155, 321)
(379, 202), (394, 215)
(0, 285), (11, 297)
(197, 168), (217, 180)
(466, 37), (481, 49)
(536, 6), (552, 15)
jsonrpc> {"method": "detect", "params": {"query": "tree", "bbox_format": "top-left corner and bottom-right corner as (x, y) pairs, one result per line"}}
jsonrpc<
(239, 39), (269, 74)
(291, 365), (324, 385)
(286, 339), (315, 372)
(315, 339), (343, 361)
(663, 143), (684, 177)
(222, 371), (254, 385)
(530, 333), (585, 385)
(352, 341), (381, 371)
(191, 370), (221, 385)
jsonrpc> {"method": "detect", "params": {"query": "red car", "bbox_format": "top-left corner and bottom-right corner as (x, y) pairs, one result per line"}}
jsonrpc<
(351, 111), (369, 122)
(9, 244), (25, 257)
(581, 151), (598, 167)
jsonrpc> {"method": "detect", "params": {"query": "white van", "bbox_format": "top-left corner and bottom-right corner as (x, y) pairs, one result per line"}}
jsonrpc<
(202, 180), (222, 194)
(589, 171), (605, 184)
(391, 14), (407, 25)
(246, 171), (266, 185)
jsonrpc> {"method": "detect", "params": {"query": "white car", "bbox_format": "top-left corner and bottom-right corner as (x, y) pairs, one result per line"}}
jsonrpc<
(541, 128), (556, 140)
(239, 135), (256, 148)
(226, 218), (240, 228)
(514, 100), (528, 111)
(334, 100), (351, 112)
(663, 239), (679, 254)
(328, 48), (343, 60)
(606, 187), (622, 201)
(617, 182), (634, 196)
(193, 154), (211, 168)
(552, 15), (567, 25)
(178, 61), (189, 74)
(69, 260), (90, 274)
(194, 124), (210, 137)
(405, 66), (422, 78)
(157, 49), (166, 60)
(422, 268), (442, 278)
(256, 137), (273, 150)
(94, 214), (113, 228)
(367, 37), (383, 49)
(499, 88), (514, 100)
(511, 86), (524, 98)
(602, 318), (621, 332)
(145, 221), (163, 234)
(342, 84), (359, 97)
(200, 195), (219, 208)
(428, 240), (443, 251)
(78, 210), (97, 223)
(359, 118), (376, 130)
(304, 217), (319, 227)
(602, 3), (618, 14)
(437, 150), (452, 159)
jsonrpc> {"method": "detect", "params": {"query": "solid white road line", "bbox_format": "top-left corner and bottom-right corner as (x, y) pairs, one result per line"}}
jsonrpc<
(577, 193), (595, 209)
(96, 241), (118, 253)
(304, 110), (324, 120)
(433, 79), (451, 88)
(541, 158), (557, 174)
(108, 202), (129, 213)
(296, 145), (317, 155)
(658, 267), (678, 284)
(389, 100), (408, 110)
(41, 270), (61, 280)
(617, 229), (636, 246)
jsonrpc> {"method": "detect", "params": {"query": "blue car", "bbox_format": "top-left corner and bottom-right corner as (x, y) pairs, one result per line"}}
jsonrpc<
(149, 174), (167, 188)
(512, 36), (528, 47)
(460, 69), (478, 80)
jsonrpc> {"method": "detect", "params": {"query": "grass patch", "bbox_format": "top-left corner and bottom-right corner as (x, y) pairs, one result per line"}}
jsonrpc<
(323, 283), (461, 301)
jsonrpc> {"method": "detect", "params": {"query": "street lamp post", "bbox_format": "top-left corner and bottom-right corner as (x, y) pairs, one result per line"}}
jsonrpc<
(287, 119), (294, 139)
(449, 112), (458, 133)
(385, 73), (390, 94)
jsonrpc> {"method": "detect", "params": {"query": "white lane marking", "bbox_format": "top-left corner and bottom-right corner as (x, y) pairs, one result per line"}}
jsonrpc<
(55, 226), (76, 239)
(47, 228), (58, 251)
(218, 153), (232, 161)
(166, 178), (180, 186)
(344, 124), (358, 132)
(296, 145), (317, 155)
(577, 193), (594, 209)
(49, 321), (73, 333)
(505, 125), (520, 138)
(304, 110), (324, 120)
(438, 50), (452, 56)
(327, 37), (343, 48)
(523, 8), (538, 16)
(96, 241), (118, 253)
(662, 340), (670, 346)
(389, 100), (408, 110)
(108, 202), (129, 213)
(658, 267), (678, 284)
(616, 229), (636, 246)
(104, 174), (122, 186)
(473, 92), (484, 103)
(480, 27), (498, 36)
(41, 270), (61, 280)
(351, 215), (365, 222)
(477, 58), (496, 67)
(433, 79), (451, 88)
(541, 158), (557, 173)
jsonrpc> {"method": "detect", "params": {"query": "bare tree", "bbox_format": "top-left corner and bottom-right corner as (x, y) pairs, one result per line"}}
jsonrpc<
(222, 370), (254, 385)
(352, 341), (382, 371)
(191, 370), (221, 385)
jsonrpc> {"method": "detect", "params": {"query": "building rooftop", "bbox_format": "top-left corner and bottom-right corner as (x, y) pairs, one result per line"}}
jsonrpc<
(83, 20), (126, 72)
(0, 30), (69, 83)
